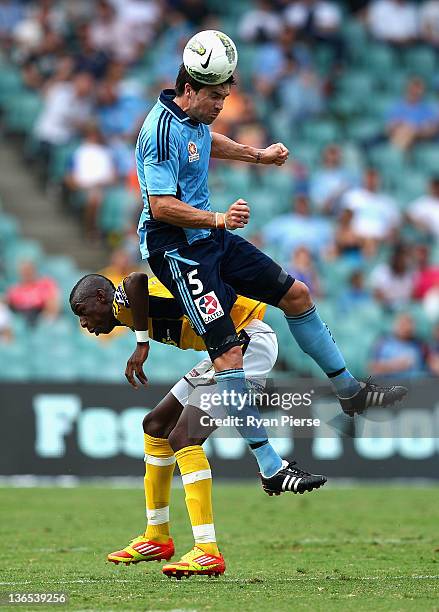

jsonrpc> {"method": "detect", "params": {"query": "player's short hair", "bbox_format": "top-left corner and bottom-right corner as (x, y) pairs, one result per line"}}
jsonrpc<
(174, 64), (235, 96)
(69, 274), (115, 309)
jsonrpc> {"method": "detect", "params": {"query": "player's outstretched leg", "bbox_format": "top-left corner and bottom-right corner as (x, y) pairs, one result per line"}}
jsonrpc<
(108, 431), (176, 565)
(279, 282), (408, 414)
(259, 460), (327, 496)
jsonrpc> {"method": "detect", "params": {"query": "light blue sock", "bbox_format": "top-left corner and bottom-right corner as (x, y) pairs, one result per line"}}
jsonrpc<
(250, 441), (284, 478)
(286, 305), (361, 397)
(214, 368), (283, 478)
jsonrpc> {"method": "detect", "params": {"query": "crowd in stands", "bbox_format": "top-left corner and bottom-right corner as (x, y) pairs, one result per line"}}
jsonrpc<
(1, 0), (439, 381)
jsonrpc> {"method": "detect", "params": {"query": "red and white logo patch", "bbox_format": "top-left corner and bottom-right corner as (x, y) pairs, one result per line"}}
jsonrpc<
(188, 141), (200, 162)
(194, 291), (224, 323)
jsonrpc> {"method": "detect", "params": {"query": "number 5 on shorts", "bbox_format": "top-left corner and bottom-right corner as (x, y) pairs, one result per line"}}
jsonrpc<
(187, 269), (204, 296)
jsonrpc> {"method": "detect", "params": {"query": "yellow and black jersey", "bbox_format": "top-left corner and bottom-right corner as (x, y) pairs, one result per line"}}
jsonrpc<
(112, 276), (266, 351)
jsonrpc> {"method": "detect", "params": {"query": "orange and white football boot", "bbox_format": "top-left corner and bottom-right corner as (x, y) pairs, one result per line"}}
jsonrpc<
(162, 546), (225, 579)
(108, 535), (174, 565)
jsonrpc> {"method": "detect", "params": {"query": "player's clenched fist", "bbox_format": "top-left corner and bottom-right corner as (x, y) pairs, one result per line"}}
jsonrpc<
(224, 199), (250, 230)
(259, 142), (289, 166)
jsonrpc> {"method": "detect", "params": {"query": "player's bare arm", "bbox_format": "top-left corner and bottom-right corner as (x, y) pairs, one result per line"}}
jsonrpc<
(210, 132), (289, 166)
(123, 272), (150, 389)
(150, 195), (250, 230)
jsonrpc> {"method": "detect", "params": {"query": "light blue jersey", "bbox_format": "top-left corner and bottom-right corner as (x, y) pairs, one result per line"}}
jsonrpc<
(136, 89), (212, 258)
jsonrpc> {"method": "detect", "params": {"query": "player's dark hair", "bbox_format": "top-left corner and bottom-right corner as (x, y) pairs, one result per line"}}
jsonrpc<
(174, 64), (235, 95)
(69, 274), (115, 309)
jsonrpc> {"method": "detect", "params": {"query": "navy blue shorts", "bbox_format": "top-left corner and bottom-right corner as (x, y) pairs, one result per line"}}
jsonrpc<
(148, 230), (294, 347)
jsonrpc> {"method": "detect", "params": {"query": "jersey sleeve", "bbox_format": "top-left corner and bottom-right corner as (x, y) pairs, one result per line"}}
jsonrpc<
(141, 116), (180, 196)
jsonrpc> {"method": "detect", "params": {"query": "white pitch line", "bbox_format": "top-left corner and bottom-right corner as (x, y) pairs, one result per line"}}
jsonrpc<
(0, 575), (438, 587)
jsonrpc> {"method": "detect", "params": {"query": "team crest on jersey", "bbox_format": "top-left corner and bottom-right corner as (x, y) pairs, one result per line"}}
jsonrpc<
(188, 141), (200, 162)
(194, 291), (224, 323)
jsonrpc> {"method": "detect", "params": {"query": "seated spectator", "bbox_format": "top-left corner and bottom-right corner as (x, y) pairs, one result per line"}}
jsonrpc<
(367, 0), (419, 45)
(96, 78), (145, 140)
(284, 1), (342, 33)
(238, 0), (282, 43)
(114, 0), (161, 43)
(0, 0), (24, 47)
(22, 28), (64, 84)
(252, 26), (308, 97)
(231, 122), (268, 167)
(262, 193), (333, 260)
(310, 144), (357, 214)
(385, 77), (439, 151)
(329, 208), (364, 261)
(284, 0), (345, 64)
(412, 244), (439, 300)
(13, 8), (44, 56)
(407, 176), (439, 238)
(96, 66), (147, 178)
(427, 322), (439, 375)
(33, 71), (94, 172)
(89, 0), (145, 65)
(419, 0), (439, 46)
(65, 122), (117, 239)
(287, 246), (322, 297)
(0, 297), (13, 343)
(98, 246), (140, 287)
(410, 244), (439, 320)
(6, 260), (60, 326)
(341, 168), (401, 256)
(73, 23), (109, 79)
(211, 90), (255, 138)
(174, 0), (209, 26)
(277, 54), (325, 123)
(338, 270), (373, 313)
(370, 244), (414, 310)
(93, 246), (141, 341)
(423, 285), (439, 321)
(369, 313), (427, 379)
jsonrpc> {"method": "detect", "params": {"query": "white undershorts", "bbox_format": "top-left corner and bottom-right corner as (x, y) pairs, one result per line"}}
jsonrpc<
(171, 319), (278, 417)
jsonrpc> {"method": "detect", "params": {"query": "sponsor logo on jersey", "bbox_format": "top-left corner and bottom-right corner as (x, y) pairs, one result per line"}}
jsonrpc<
(188, 141), (200, 162)
(114, 283), (130, 308)
(194, 291), (224, 323)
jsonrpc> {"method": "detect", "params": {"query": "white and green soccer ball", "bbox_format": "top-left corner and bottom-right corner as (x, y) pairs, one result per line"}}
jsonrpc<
(183, 30), (238, 85)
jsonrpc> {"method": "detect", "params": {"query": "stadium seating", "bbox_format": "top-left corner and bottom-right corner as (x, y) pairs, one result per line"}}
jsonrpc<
(3, 92), (42, 134)
(0, 4), (438, 384)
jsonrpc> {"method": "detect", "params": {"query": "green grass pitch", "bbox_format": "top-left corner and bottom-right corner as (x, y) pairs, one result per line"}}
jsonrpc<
(0, 484), (438, 611)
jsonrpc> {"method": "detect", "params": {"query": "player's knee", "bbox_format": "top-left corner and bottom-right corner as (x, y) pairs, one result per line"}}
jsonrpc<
(213, 345), (243, 371)
(278, 280), (312, 315)
(168, 415), (207, 451)
(143, 411), (168, 438)
(168, 425), (191, 453)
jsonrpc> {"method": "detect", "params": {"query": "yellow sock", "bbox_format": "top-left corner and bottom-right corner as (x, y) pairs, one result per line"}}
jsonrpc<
(175, 445), (220, 557)
(144, 434), (175, 544)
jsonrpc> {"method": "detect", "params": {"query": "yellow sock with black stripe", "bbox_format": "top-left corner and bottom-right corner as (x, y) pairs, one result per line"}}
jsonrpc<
(175, 445), (219, 557)
(144, 434), (175, 544)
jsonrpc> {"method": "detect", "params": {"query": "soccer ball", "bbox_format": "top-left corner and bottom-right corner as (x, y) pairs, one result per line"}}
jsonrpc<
(183, 30), (238, 86)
